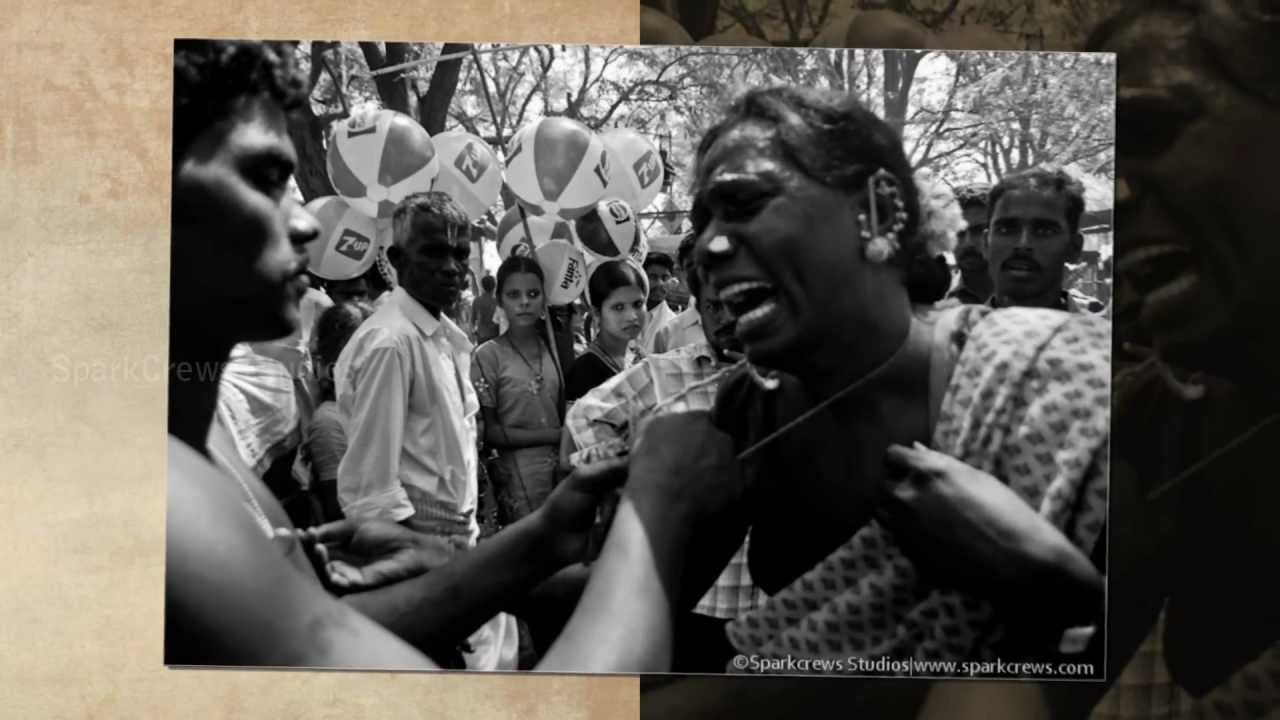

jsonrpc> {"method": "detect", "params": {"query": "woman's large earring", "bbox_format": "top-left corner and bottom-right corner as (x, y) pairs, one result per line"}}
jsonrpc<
(858, 170), (908, 264)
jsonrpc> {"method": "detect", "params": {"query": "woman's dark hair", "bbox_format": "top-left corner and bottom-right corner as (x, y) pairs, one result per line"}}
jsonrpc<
(496, 255), (545, 297)
(693, 86), (923, 268)
(172, 40), (308, 172)
(313, 300), (374, 397)
(906, 254), (953, 305)
(586, 259), (647, 311)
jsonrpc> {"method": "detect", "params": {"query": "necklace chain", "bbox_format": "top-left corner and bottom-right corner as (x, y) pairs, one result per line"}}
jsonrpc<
(507, 335), (545, 395)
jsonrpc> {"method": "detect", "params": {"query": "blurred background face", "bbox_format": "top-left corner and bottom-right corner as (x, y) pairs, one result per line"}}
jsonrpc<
(171, 97), (318, 344)
(595, 285), (646, 343)
(955, 204), (990, 273)
(1109, 5), (1280, 364)
(326, 276), (368, 305)
(498, 272), (545, 330)
(645, 262), (673, 308)
(987, 190), (1077, 303)
(697, 280), (741, 361)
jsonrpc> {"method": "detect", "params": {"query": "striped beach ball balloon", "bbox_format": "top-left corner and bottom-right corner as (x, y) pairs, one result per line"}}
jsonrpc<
(497, 205), (576, 260)
(505, 117), (610, 221)
(304, 196), (380, 281)
(601, 128), (664, 211)
(431, 131), (504, 221)
(538, 237), (588, 306)
(326, 108), (439, 219)
(574, 197), (638, 259)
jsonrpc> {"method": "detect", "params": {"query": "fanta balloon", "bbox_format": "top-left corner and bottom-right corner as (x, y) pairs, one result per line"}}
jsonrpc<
(574, 197), (638, 259)
(497, 205), (576, 259)
(431, 131), (504, 221)
(505, 117), (610, 220)
(537, 237), (588, 305)
(601, 128), (664, 211)
(327, 108), (439, 219)
(304, 196), (380, 281)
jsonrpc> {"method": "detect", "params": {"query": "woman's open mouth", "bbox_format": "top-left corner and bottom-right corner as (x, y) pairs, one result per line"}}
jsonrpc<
(1119, 243), (1201, 327)
(1118, 239), (1229, 346)
(719, 280), (779, 338)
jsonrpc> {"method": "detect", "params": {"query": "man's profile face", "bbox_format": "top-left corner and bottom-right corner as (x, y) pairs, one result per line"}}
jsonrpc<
(391, 213), (471, 315)
(171, 97), (318, 343)
(955, 204), (990, 273)
(987, 190), (1080, 305)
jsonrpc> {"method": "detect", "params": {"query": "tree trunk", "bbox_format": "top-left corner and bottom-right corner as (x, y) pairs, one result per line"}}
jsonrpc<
(360, 42), (413, 115)
(881, 50), (924, 138)
(288, 105), (335, 202)
(418, 43), (472, 134)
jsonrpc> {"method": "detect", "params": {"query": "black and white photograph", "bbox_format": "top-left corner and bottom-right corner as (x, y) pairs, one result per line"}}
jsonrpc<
(166, 38), (1113, 680)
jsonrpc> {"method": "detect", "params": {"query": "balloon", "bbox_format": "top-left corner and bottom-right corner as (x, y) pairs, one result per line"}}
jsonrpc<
(538, 238), (588, 305)
(574, 197), (638, 259)
(431, 131), (504, 221)
(496, 205), (576, 259)
(304, 196), (380, 281)
(327, 108), (439, 219)
(601, 128), (664, 211)
(504, 117), (610, 220)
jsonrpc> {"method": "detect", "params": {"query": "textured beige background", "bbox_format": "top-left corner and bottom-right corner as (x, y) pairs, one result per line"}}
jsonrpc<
(0, 1), (638, 717)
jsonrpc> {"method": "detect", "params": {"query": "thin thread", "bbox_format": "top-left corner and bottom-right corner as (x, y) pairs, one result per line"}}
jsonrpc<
(1145, 410), (1280, 501)
(737, 337), (913, 462)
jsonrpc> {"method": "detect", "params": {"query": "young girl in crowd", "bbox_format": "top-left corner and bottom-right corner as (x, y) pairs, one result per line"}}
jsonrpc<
(471, 256), (564, 526)
(564, 259), (649, 402)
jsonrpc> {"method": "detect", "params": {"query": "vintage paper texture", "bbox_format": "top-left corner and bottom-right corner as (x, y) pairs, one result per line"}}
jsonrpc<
(0, 0), (639, 717)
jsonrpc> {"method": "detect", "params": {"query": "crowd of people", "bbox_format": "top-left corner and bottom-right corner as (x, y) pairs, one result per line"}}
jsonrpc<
(166, 39), (1111, 681)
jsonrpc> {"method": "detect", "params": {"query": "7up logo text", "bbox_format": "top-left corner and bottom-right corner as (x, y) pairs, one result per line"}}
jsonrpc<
(335, 229), (372, 262)
(633, 150), (661, 189)
(455, 142), (489, 184)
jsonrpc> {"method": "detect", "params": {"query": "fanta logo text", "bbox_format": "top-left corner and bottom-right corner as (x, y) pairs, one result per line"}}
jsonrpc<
(560, 258), (582, 290)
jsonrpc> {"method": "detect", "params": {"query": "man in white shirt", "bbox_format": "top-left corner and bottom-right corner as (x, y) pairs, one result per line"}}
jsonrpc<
(653, 233), (707, 354)
(640, 251), (679, 353)
(335, 191), (517, 669)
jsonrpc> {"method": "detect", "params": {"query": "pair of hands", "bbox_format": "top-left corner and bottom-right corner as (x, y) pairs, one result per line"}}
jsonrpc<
(294, 415), (1069, 603)
(295, 413), (743, 593)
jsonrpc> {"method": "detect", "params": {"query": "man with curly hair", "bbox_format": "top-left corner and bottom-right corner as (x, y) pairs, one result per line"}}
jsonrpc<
(986, 167), (1101, 313)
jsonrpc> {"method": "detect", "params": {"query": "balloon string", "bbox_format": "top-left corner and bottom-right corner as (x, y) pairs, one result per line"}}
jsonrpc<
(515, 203), (566, 395)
